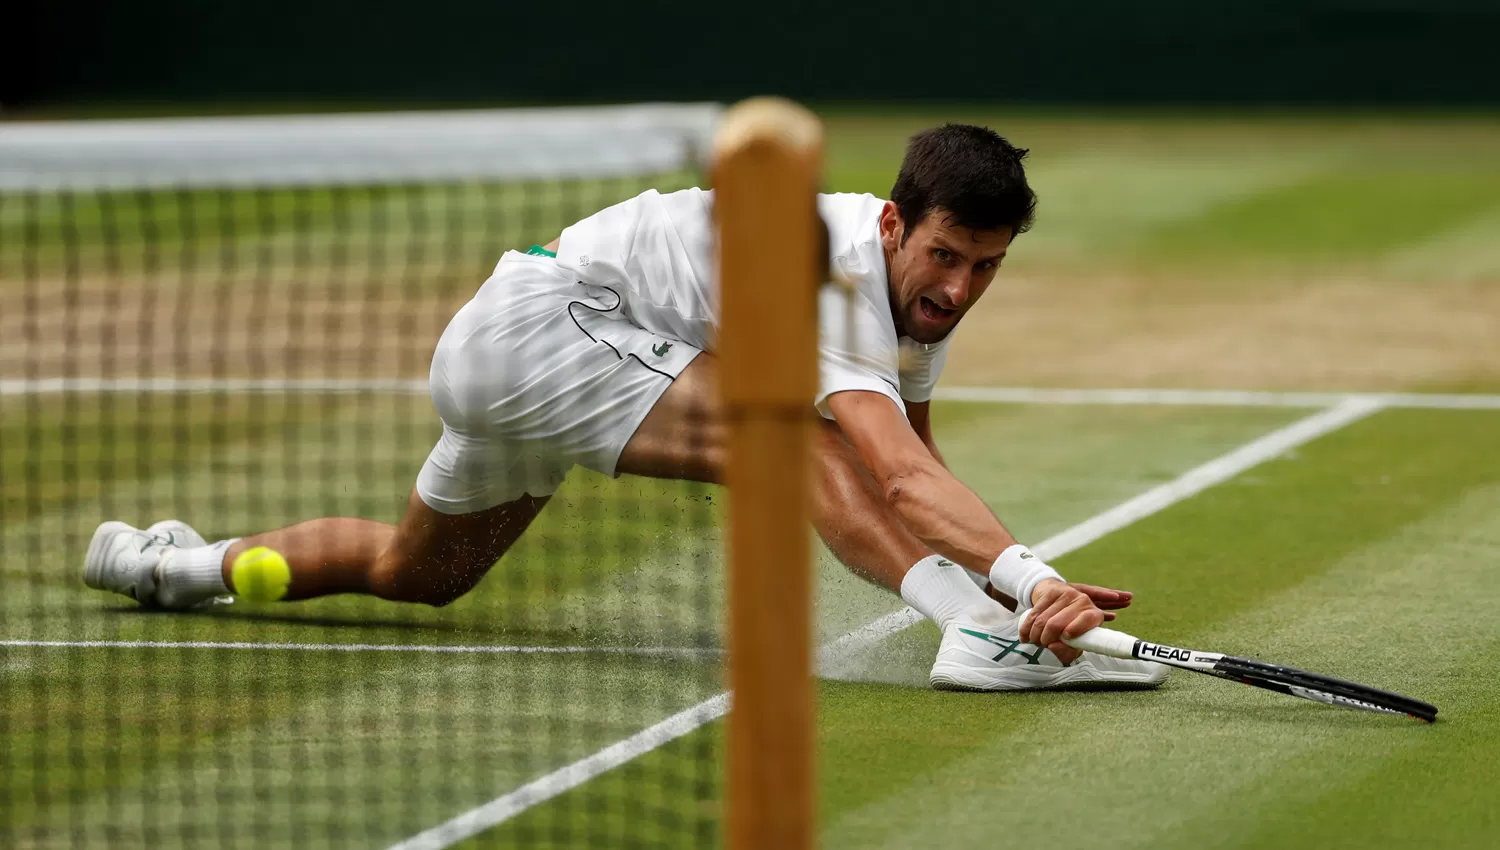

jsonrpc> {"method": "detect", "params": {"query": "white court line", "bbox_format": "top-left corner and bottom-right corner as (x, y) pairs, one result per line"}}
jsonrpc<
(388, 395), (1385, 850)
(0, 377), (428, 397)
(933, 386), (1500, 410)
(5, 378), (1500, 409)
(0, 639), (721, 658)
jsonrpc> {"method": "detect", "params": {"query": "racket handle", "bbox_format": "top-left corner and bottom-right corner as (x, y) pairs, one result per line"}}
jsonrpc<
(1064, 627), (1140, 659)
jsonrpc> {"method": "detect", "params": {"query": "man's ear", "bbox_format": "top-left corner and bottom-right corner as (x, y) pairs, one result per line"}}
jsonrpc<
(878, 201), (903, 250)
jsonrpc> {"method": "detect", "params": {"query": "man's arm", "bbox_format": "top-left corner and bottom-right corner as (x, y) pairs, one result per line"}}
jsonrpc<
(834, 392), (1011, 567)
(827, 389), (1114, 652)
(904, 400), (947, 468)
(911, 398), (1027, 607)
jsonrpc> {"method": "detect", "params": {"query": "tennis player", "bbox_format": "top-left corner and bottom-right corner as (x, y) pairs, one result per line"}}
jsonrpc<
(85, 124), (1166, 691)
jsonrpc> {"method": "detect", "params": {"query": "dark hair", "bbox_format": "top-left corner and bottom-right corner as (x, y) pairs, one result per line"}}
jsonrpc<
(890, 124), (1037, 242)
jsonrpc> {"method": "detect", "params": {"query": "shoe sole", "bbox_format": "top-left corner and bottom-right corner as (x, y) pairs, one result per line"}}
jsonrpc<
(929, 658), (1168, 692)
(83, 520), (137, 590)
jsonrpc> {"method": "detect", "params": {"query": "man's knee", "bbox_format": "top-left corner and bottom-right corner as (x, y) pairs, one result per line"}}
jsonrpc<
(368, 490), (543, 607)
(368, 548), (485, 607)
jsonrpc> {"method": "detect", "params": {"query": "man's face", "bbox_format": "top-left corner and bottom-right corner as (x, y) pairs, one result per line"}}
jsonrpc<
(879, 202), (1012, 345)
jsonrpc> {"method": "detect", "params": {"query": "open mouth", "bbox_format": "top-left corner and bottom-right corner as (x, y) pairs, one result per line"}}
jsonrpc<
(919, 297), (956, 323)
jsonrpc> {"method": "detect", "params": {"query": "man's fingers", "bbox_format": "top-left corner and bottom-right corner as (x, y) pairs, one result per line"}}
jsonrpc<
(1038, 601), (1086, 648)
(1026, 596), (1062, 641)
(1024, 595), (1071, 645)
(1023, 585), (1114, 647)
(1020, 605), (1052, 645)
(1019, 605), (1047, 645)
(1073, 583), (1130, 598)
(1061, 607), (1107, 640)
(1073, 583), (1133, 611)
(1038, 616), (1066, 649)
(1101, 611), (1117, 623)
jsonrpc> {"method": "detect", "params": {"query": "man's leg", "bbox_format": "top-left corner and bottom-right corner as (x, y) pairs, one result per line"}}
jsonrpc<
(216, 489), (549, 605)
(614, 352), (723, 484)
(113, 490), (550, 610)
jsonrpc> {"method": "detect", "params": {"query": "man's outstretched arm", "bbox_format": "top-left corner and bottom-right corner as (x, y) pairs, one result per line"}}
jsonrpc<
(904, 398), (1132, 616)
(827, 389), (1115, 654)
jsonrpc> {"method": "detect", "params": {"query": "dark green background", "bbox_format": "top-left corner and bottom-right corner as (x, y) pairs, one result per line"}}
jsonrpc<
(7, 0), (1500, 110)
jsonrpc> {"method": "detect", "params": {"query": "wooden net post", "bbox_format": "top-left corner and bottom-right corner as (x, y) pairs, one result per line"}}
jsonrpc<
(713, 97), (824, 850)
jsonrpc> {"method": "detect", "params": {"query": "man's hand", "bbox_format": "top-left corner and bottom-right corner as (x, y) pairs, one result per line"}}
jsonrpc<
(986, 580), (1131, 613)
(1020, 578), (1119, 665)
(1071, 583), (1133, 611)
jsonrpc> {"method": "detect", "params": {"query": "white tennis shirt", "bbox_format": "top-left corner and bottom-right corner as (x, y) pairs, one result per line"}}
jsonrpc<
(556, 188), (950, 419)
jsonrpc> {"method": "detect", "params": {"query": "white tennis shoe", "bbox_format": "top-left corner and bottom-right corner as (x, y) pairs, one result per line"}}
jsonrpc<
(929, 617), (1170, 691)
(84, 519), (209, 609)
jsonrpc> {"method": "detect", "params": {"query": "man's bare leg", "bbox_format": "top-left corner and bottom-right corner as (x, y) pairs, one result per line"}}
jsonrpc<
(137, 360), (717, 612)
(154, 357), (721, 611)
(615, 354), (724, 484)
(216, 489), (549, 605)
(97, 487), (549, 610)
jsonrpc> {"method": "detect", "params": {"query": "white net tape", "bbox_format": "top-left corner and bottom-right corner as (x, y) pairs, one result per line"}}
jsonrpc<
(0, 103), (723, 190)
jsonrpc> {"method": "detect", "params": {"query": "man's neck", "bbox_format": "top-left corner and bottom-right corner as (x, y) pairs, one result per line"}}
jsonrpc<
(883, 243), (908, 338)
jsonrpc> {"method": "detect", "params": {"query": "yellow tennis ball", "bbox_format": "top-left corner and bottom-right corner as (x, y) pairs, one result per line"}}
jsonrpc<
(231, 546), (291, 603)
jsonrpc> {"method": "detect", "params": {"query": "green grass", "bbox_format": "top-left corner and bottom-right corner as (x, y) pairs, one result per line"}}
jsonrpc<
(811, 410), (1500, 850)
(823, 113), (1500, 281)
(1139, 169), (1500, 269)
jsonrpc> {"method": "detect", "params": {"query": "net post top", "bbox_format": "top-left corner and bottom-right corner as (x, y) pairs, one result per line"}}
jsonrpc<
(710, 97), (823, 167)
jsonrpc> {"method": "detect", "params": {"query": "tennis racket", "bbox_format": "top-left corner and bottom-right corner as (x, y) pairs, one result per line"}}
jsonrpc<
(1065, 627), (1438, 722)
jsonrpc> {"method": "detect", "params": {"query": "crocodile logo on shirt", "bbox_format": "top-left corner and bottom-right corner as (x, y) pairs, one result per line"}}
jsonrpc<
(652, 342), (673, 357)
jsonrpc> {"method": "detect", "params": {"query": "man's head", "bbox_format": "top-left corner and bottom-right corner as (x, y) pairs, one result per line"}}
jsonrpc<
(881, 124), (1036, 344)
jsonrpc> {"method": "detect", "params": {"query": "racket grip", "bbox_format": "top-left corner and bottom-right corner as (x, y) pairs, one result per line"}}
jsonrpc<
(1064, 627), (1139, 659)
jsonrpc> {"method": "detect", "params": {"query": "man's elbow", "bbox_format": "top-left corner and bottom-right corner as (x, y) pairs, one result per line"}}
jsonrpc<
(881, 463), (940, 509)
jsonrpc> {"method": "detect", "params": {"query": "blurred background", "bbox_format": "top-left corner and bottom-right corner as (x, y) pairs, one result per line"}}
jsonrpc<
(7, 0), (1500, 110)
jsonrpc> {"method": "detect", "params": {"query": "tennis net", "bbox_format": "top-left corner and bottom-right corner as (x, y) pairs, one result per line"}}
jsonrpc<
(0, 103), (728, 848)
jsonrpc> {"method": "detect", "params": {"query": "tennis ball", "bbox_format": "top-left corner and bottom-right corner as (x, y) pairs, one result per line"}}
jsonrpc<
(231, 546), (291, 603)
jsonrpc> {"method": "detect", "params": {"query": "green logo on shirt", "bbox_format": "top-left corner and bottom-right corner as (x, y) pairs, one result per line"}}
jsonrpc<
(652, 342), (673, 357)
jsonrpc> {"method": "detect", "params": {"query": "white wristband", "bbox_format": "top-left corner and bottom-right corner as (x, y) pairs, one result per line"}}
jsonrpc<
(989, 544), (1064, 609)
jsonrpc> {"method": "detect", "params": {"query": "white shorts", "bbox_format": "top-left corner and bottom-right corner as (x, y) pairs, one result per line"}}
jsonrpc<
(417, 251), (703, 514)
